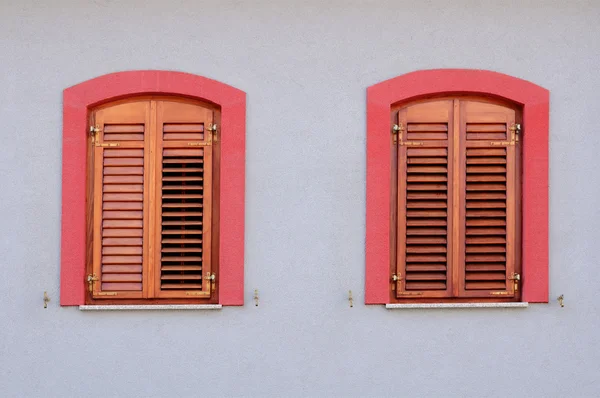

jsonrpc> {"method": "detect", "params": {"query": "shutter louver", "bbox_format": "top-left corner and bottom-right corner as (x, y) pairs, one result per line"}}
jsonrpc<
(154, 101), (213, 299)
(92, 102), (150, 298)
(100, 148), (144, 291)
(459, 101), (518, 298)
(405, 146), (449, 291)
(160, 147), (205, 290)
(396, 100), (453, 298)
(464, 147), (508, 291)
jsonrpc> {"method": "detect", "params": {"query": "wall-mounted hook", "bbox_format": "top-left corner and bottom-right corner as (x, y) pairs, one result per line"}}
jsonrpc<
(43, 291), (50, 308)
(557, 294), (564, 307)
(254, 289), (259, 307)
(348, 290), (353, 308)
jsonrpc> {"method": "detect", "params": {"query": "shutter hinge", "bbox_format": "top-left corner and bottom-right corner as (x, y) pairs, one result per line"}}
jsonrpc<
(87, 273), (98, 293)
(509, 272), (521, 292)
(392, 124), (403, 144)
(97, 143), (120, 147)
(90, 125), (101, 145)
(204, 272), (216, 293)
(391, 273), (402, 291)
(207, 123), (217, 142)
(509, 123), (521, 144)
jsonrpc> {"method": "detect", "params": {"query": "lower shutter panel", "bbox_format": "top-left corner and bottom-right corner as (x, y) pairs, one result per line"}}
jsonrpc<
(464, 147), (508, 291)
(404, 147), (449, 291)
(100, 148), (145, 292)
(160, 148), (206, 291)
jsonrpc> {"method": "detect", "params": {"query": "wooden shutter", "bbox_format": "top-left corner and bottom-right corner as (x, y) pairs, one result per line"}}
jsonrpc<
(154, 100), (214, 298)
(458, 100), (519, 298)
(395, 100), (454, 298)
(91, 101), (151, 299)
(393, 98), (521, 301)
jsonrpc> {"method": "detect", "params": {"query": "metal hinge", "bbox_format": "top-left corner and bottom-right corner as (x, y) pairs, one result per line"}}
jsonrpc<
(509, 272), (521, 292)
(97, 143), (120, 147)
(207, 123), (218, 142)
(204, 272), (216, 293)
(90, 125), (100, 145)
(87, 273), (98, 293)
(392, 124), (403, 144)
(509, 123), (521, 144)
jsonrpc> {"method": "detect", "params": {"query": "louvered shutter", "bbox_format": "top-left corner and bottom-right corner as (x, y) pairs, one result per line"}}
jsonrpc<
(91, 101), (151, 298)
(395, 100), (454, 298)
(458, 100), (519, 298)
(154, 100), (214, 298)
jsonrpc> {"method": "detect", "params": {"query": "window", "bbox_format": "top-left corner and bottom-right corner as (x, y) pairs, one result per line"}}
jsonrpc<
(365, 69), (549, 304)
(87, 97), (219, 303)
(61, 71), (245, 306)
(392, 97), (521, 301)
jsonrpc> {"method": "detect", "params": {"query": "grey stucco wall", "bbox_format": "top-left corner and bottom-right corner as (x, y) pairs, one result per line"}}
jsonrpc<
(1, 0), (599, 396)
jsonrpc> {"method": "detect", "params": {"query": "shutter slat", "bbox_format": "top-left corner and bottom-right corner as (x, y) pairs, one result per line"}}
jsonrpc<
(161, 283), (203, 289)
(161, 265), (202, 271)
(162, 212), (203, 217)
(161, 220), (203, 226)
(102, 274), (143, 282)
(102, 228), (143, 237)
(406, 264), (446, 271)
(102, 246), (143, 255)
(102, 265), (143, 273)
(101, 282), (143, 291)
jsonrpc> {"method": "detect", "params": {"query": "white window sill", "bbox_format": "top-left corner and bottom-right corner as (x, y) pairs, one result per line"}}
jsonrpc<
(386, 302), (528, 309)
(79, 304), (222, 311)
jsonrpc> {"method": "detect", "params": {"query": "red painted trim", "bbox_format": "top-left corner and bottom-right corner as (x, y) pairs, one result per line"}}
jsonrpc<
(61, 71), (245, 306)
(366, 69), (549, 304)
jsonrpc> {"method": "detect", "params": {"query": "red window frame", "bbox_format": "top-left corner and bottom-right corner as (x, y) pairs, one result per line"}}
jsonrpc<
(61, 70), (246, 305)
(365, 69), (549, 304)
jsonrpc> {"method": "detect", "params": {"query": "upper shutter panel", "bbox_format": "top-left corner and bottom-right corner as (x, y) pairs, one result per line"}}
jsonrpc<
(154, 100), (214, 299)
(396, 100), (454, 298)
(459, 100), (519, 298)
(92, 101), (151, 298)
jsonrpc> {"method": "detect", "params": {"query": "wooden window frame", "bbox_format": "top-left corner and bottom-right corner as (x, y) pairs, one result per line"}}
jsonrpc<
(61, 70), (246, 306)
(366, 69), (549, 304)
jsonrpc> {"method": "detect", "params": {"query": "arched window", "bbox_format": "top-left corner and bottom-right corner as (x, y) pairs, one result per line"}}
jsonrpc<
(366, 70), (549, 305)
(61, 71), (245, 307)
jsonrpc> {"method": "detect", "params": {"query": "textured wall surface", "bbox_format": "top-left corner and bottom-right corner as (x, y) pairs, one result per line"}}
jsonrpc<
(1, 1), (599, 397)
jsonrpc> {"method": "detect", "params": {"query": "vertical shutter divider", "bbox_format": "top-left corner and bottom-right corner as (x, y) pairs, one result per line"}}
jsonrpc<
(145, 100), (157, 299)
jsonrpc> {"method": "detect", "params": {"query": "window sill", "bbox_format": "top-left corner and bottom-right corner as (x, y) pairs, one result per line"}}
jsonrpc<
(79, 304), (222, 311)
(385, 302), (528, 309)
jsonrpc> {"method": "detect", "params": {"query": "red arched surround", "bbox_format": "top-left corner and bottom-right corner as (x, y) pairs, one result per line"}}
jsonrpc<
(366, 69), (549, 304)
(61, 70), (246, 305)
